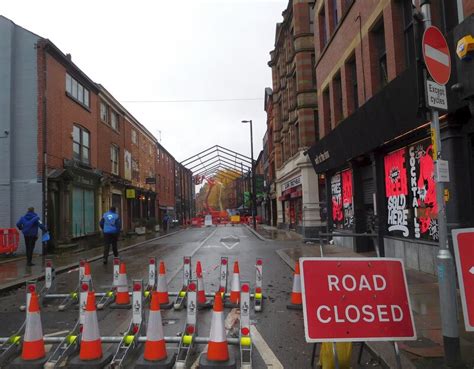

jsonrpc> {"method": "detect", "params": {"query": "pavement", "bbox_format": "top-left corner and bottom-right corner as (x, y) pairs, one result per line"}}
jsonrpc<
(0, 229), (181, 292)
(256, 224), (474, 369)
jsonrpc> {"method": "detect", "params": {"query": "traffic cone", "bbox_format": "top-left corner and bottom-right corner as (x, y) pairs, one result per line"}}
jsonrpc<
(157, 261), (172, 310)
(111, 262), (131, 309)
(9, 291), (47, 369)
(135, 292), (176, 369)
(69, 292), (112, 368)
(225, 261), (240, 308)
(287, 261), (302, 310)
(196, 261), (212, 309)
(199, 292), (236, 369)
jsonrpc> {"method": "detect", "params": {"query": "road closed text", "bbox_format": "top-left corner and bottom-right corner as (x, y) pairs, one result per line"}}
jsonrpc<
(314, 274), (404, 324)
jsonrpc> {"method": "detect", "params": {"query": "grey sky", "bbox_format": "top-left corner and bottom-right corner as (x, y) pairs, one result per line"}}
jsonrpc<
(3, 0), (287, 163)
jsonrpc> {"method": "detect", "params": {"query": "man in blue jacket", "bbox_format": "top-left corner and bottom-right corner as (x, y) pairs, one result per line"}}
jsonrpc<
(99, 206), (121, 264)
(16, 207), (47, 266)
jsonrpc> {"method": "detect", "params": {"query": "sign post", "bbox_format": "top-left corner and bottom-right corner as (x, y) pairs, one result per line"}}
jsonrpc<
(452, 229), (474, 331)
(420, 4), (461, 366)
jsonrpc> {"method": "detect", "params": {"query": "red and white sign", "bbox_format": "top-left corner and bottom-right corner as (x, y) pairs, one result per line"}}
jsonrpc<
(422, 26), (451, 85)
(452, 228), (474, 331)
(300, 258), (416, 342)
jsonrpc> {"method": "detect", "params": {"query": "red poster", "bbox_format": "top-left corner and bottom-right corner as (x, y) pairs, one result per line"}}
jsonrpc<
(342, 170), (352, 206)
(384, 149), (408, 197)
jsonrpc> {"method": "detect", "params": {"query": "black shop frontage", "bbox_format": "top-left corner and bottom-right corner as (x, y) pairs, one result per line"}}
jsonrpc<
(307, 60), (473, 275)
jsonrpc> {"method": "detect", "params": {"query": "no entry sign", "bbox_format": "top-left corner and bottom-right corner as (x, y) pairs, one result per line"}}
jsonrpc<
(422, 26), (451, 85)
(452, 228), (474, 331)
(300, 258), (416, 342)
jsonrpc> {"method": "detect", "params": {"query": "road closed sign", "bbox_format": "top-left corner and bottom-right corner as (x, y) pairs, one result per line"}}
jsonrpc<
(300, 258), (416, 342)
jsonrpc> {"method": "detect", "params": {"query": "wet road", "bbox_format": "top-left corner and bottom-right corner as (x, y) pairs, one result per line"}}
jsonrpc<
(0, 225), (382, 368)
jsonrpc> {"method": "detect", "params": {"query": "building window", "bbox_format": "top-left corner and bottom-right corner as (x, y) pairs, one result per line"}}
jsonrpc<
(402, 0), (415, 69)
(131, 130), (137, 144)
(314, 110), (319, 141)
(311, 54), (317, 88)
(372, 20), (388, 89)
(100, 101), (109, 123)
(111, 145), (119, 175)
(322, 87), (330, 134)
(347, 56), (358, 113)
(333, 72), (343, 125)
(331, 0), (339, 30)
(319, 6), (328, 49)
(131, 158), (139, 181)
(111, 111), (119, 131)
(72, 125), (90, 164)
(66, 73), (90, 108)
(309, 3), (315, 33)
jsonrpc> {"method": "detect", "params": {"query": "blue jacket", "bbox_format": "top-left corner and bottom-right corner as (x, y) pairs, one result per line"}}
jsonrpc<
(16, 211), (46, 237)
(100, 211), (121, 234)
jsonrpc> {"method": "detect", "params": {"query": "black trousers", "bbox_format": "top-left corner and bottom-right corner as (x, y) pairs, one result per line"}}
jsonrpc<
(24, 236), (37, 264)
(103, 233), (119, 260)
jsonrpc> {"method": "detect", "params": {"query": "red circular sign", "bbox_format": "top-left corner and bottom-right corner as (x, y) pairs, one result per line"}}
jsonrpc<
(422, 26), (451, 85)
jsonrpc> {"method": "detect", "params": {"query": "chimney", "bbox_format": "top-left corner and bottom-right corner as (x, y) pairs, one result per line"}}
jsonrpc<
(66, 53), (72, 61)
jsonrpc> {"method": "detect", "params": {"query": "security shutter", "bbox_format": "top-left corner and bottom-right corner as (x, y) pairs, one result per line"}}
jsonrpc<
(361, 165), (375, 205)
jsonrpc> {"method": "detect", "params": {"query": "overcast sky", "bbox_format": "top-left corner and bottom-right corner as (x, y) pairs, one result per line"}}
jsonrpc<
(3, 0), (287, 164)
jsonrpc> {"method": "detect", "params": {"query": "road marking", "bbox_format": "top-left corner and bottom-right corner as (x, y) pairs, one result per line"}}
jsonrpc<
(251, 325), (284, 369)
(167, 228), (218, 283)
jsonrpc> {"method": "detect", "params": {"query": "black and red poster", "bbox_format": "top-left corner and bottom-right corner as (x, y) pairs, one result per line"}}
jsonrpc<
(331, 170), (353, 229)
(384, 141), (438, 241)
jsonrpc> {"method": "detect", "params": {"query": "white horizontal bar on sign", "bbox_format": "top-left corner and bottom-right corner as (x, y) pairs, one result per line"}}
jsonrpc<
(425, 44), (450, 66)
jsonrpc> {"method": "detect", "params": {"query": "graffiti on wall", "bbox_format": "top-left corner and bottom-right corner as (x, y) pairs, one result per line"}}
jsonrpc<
(384, 140), (438, 241)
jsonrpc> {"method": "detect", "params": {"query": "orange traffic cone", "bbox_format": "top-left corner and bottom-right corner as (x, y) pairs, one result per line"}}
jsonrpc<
(225, 261), (240, 308)
(69, 292), (112, 368)
(135, 292), (176, 369)
(157, 261), (172, 309)
(196, 261), (212, 309)
(111, 262), (131, 309)
(9, 291), (48, 368)
(287, 261), (302, 310)
(199, 292), (236, 369)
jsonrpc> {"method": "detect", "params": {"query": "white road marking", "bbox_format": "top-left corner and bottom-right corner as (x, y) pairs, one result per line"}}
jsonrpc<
(251, 325), (284, 369)
(425, 44), (449, 66)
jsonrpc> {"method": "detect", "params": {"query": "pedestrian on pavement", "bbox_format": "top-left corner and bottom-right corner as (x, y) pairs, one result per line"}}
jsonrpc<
(99, 206), (121, 264)
(16, 207), (47, 266)
(162, 212), (170, 233)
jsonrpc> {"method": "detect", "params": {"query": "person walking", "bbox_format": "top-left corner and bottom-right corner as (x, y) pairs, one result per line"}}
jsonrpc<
(16, 207), (47, 266)
(162, 212), (170, 233)
(99, 206), (121, 264)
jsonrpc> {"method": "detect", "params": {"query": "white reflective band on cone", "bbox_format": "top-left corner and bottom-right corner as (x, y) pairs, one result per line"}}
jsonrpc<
(146, 311), (164, 341)
(231, 274), (240, 291)
(117, 274), (128, 292)
(157, 274), (167, 292)
(24, 312), (43, 341)
(209, 311), (226, 342)
(292, 275), (301, 293)
(82, 311), (100, 341)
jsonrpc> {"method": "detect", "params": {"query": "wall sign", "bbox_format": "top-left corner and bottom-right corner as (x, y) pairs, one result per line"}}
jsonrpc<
(282, 176), (301, 192)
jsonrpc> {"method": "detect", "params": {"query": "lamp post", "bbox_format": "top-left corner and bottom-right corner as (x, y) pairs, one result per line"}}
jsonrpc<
(242, 120), (257, 231)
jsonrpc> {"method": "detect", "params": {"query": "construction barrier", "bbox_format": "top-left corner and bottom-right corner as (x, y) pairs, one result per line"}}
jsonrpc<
(0, 228), (19, 255)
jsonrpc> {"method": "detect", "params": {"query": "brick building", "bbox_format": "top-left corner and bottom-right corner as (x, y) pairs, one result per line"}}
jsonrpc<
(0, 16), (192, 253)
(306, 0), (470, 275)
(268, 0), (321, 236)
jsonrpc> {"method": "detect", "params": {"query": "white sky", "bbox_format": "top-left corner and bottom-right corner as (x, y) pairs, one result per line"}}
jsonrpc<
(3, 0), (287, 164)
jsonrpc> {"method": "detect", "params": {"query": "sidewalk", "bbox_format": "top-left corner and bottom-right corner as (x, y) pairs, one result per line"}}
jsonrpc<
(0, 229), (180, 292)
(259, 224), (474, 369)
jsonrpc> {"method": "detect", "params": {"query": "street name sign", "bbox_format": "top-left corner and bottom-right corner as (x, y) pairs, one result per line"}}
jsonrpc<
(300, 257), (416, 342)
(422, 26), (451, 85)
(452, 229), (474, 331)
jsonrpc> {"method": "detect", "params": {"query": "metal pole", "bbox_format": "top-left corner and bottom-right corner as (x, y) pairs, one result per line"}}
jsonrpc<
(393, 342), (402, 369)
(419, 3), (461, 367)
(332, 342), (340, 369)
(250, 120), (257, 231)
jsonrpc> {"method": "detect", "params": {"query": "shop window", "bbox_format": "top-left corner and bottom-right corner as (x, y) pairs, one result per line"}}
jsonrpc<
(72, 187), (95, 237)
(72, 125), (90, 165)
(384, 140), (438, 241)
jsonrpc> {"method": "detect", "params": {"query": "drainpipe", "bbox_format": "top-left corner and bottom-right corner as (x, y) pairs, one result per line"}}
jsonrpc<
(41, 42), (48, 256)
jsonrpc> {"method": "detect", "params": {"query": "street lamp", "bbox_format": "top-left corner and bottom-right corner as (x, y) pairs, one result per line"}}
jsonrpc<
(242, 120), (257, 231)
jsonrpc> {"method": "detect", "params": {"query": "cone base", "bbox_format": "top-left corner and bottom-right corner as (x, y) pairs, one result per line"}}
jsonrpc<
(286, 303), (303, 310)
(159, 302), (173, 310)
(68, 352), (113, 369)
(199, 351), (236, 369)
(9, 356), (48, 369)
(110, 302), (132, 310)
(134, 352), (176, 369)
